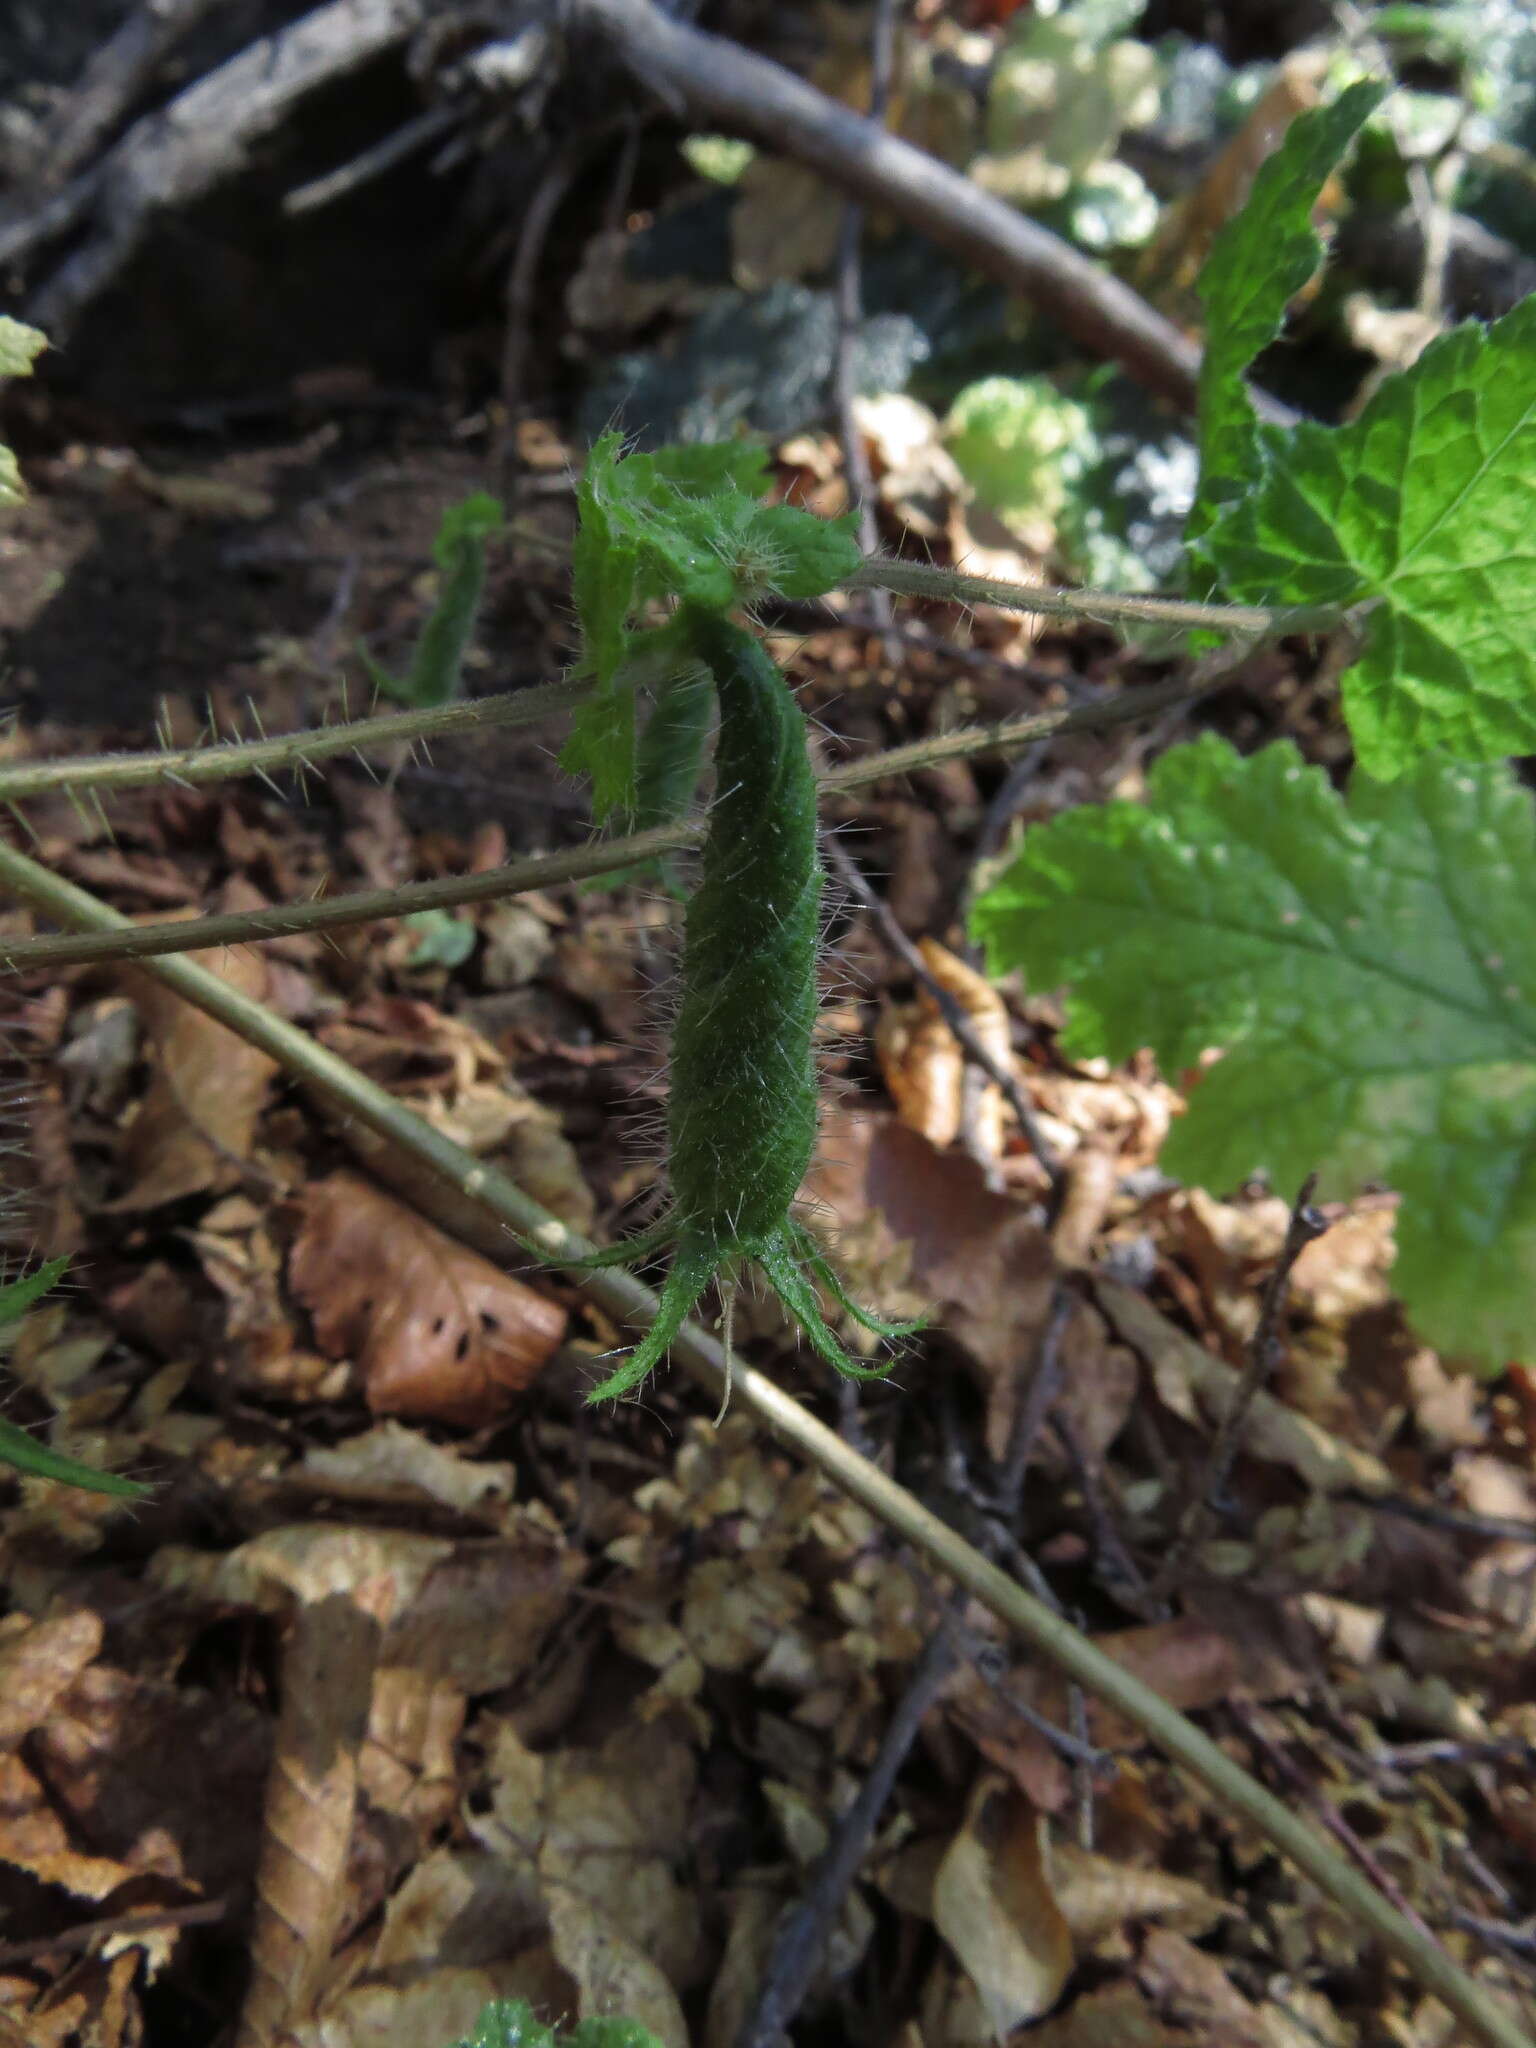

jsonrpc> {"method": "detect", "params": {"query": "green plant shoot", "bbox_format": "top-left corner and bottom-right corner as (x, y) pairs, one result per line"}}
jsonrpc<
(361, 491), (504, 707)
(0, 316), (48, 509)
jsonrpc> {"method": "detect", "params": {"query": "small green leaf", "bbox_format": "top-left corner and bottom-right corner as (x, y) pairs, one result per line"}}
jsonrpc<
(1205, 295), (1536, 773)
(680, 133), (756, 184)
(363, 491), (504, 708)
(432, 489), (504, 569)
(566, 2021), (666, 2048)
(402, 909), (477, 968)
(448, 2000), (557, 2048)
(1187, 79), (1386, 549)
(0, 1256), (71, 1328)
(1, 315), (48, 508)
(562, 688), (639, 824)
(946, 376), (1099, 528)
(736, 501), (862, 599)
(0, 1416), (150, 1497)
(971, 736), (1536, 1370)
(573, 436), (640, 692)
(651, 439), (772, 500)
(0, 316), (46, 379)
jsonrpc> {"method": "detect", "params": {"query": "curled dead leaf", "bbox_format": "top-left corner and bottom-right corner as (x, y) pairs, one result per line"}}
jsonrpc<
(115, 943), (278, 1209)
(289, 1172), (566, 1423)
(932, 1776), (1073, 2036)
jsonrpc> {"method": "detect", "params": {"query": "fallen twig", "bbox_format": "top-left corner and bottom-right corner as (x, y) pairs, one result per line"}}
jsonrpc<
(823, 834), (1063, 1186)
(21, 0), (426, 333)
(1146, 1174), (1329, 1606)
(560, 0), (1223, 411)
(734, 1596), (959, 2048)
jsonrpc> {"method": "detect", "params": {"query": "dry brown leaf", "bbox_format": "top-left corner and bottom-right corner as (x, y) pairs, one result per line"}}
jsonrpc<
(0, 1749), (136, 1903)
(877, 999), (966, 1149)
(29, 1661), (269, 1902)
(807, 1109), (1055, 1386)
(360, 1665), (465, 1841)
(931, 1777), (1073, 2036)
(0, 1610), (102, 1749)
(1140, 49), (1331, 297)
(25, 1952), (142, 2048)
(153, 1518), (580, 1697)
(236, 1583), (390, 2048)
(681, 1557), (809, 1673)
(547, 1886), (691, 2048)
(1045, 1836), (1231, 1945)
(1135, 1925), (1268, 2046)
(808, 1111), (1132, 1460)
(1095, 1278), (1393, 1497)
(949, 1613), (1301, 1812)
(114, 943), (279, 1208)
(370, 1847), (547, 1974)
(289, 1171), (566, 1423)
(1024, 1982), (1187, 2047)
(289, 1962), (570, 2048)
(876, 939), (1013, 1162)
(476, 1719), (701, 2006)
(294, 1421), (518, 1519)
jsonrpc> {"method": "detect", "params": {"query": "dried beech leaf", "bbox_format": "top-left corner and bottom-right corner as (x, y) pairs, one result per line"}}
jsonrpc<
(289, 1172), (566, 1423)
(288, 1963), (568, 2048)
(236, 1584), (389, 2048)
(115, 944), (278, 1209)
(1095, 1277), (1393, 1496)
(0, 1610), (102, 1748)
(931, 1777), (1073, 2036)
(547, 1885), (690, 2048)
(1045, 1836), (1231, 1944)
(917, 936), (1012, 1159)
(877, 1000), (964, 1149)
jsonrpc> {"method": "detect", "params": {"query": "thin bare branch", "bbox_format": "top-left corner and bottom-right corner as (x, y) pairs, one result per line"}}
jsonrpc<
(0, 661), (1237, 975)
(0, 679), (586, 805)
(851, 556), (1346, 636)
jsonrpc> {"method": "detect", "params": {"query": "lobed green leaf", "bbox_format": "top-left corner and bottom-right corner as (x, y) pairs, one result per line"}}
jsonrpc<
(971, 737), (1536, 1370)
(1204, 295), (1536, 774)
(1187, 79), (1386, 551)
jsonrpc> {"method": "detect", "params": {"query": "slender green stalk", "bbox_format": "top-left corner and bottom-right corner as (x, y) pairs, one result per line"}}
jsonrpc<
(0, 678), (586, 803)
(0, 562), (1337, 812)
(1, 822), (700, 971)
(848, 554), (1347, 637)
(0, 835), (1524, 2048)
(1, 667), (1211, 974)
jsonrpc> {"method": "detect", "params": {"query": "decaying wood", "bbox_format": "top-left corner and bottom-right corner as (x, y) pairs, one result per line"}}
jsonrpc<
(14, 0), (427, 332)
(557, 0), (1213, 413)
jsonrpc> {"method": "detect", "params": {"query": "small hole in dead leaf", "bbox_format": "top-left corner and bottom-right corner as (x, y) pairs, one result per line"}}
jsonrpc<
(455, 1330), (470, 1361)
(1339, 1799), (1385, 1840)
(479, 1310), (500, 1333)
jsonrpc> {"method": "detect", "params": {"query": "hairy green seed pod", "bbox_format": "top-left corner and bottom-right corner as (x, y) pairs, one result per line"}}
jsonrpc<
(583, 607), (921, 1403)
(666, 605), (821, 1248)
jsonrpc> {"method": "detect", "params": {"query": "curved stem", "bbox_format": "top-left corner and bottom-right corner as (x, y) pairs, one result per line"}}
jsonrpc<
(0, 835), (1526, 2048)
(2, 666), (1222, 975)
(0, 678), (587, 804)
(847, 555), (1346, 637)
